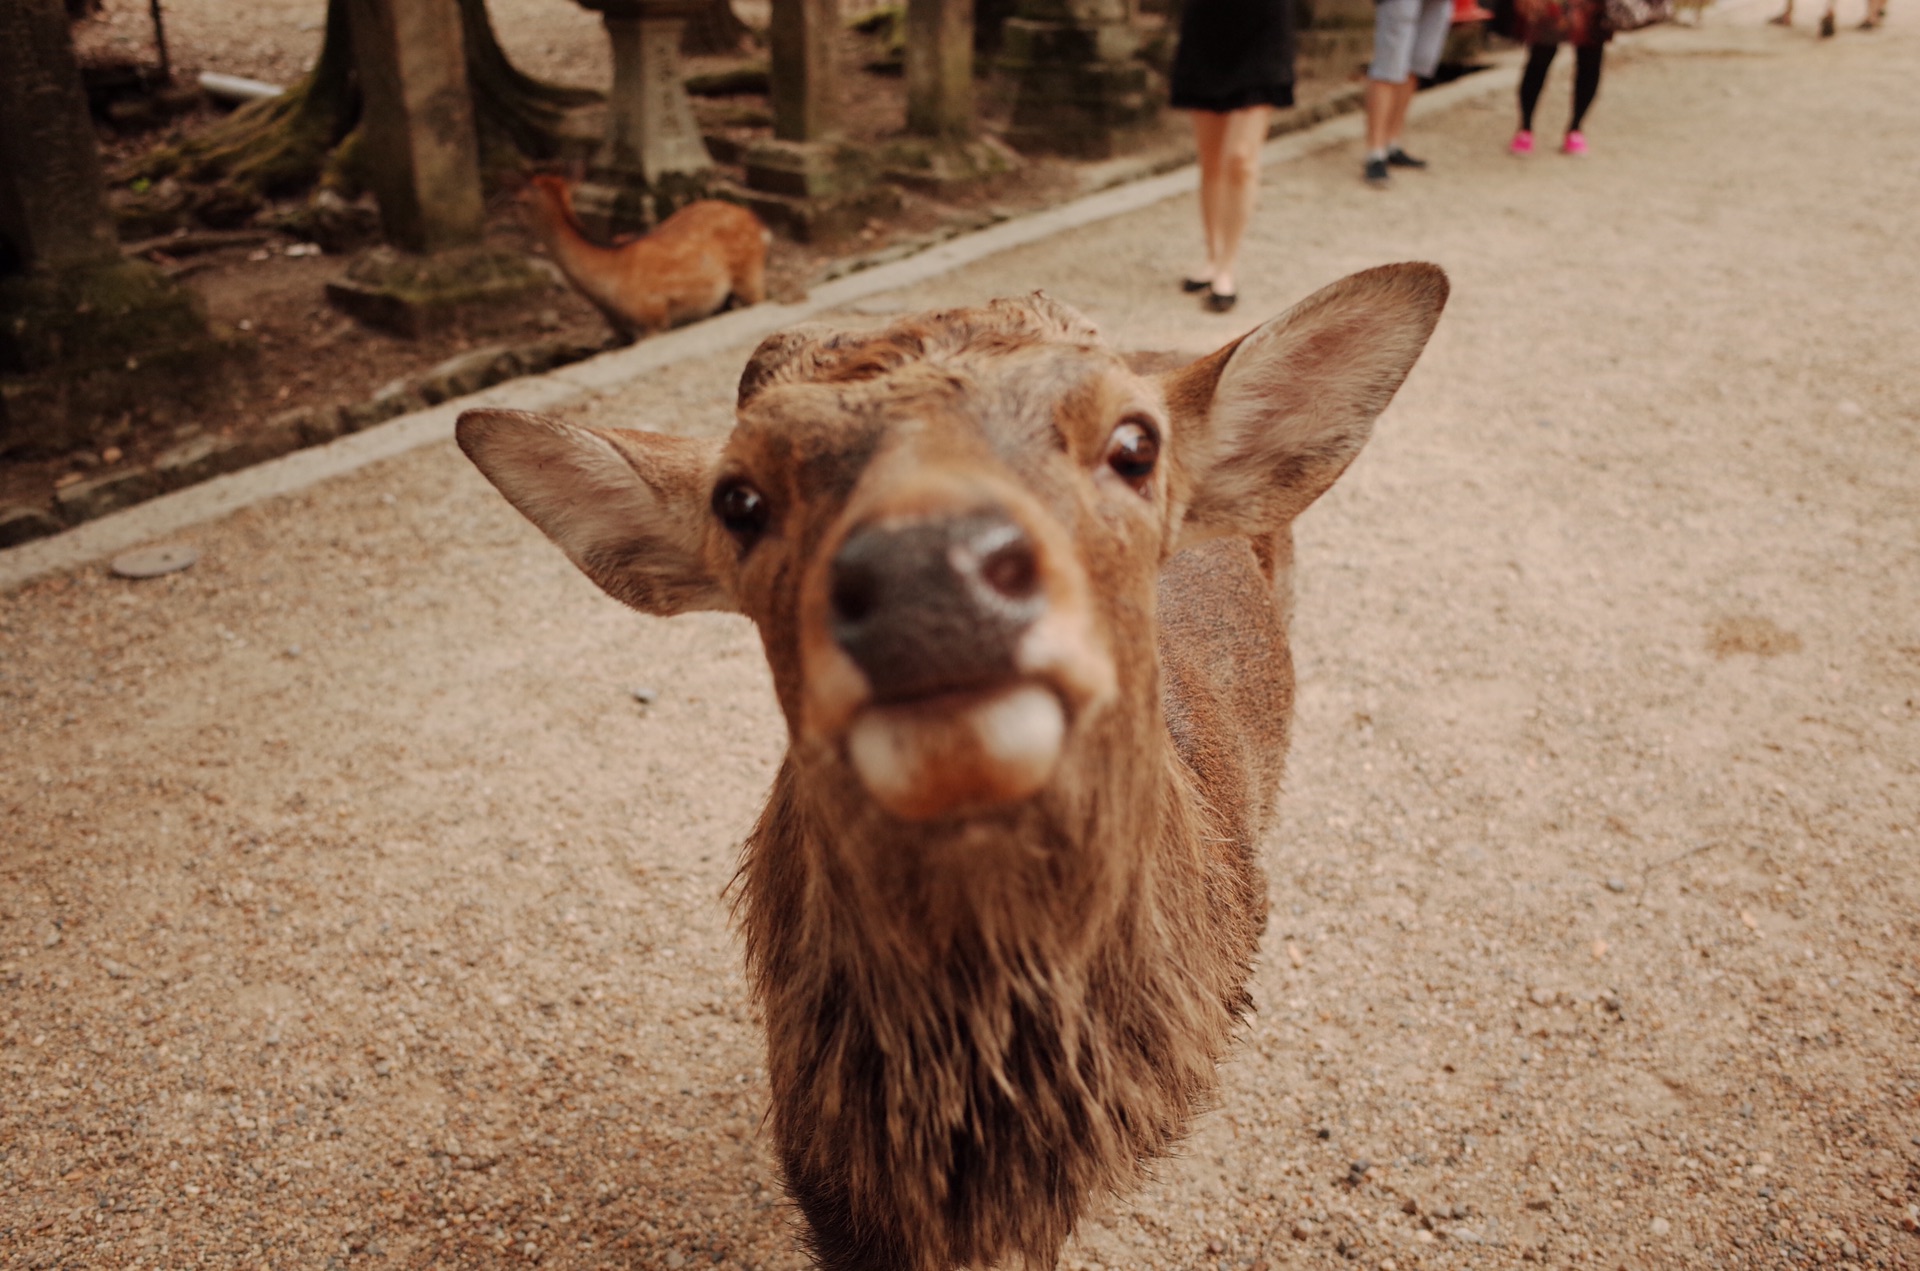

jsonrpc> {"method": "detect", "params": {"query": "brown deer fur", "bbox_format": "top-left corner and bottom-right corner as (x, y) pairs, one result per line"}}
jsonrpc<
(522, 173), (769, 337)
(455, 263), (1449, 1271)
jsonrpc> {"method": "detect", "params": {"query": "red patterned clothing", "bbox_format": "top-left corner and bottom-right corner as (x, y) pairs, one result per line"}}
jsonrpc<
(1510, 0), (1611, 45)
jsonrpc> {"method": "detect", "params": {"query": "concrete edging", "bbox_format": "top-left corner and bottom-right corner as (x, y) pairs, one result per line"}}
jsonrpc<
(0, 57), (1523, 595)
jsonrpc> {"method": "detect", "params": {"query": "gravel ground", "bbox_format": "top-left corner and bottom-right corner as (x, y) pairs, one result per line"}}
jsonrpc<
(4, 6), (1918, 1269)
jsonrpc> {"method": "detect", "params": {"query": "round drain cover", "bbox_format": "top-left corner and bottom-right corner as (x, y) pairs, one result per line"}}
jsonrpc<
(110, 544), (200, 579)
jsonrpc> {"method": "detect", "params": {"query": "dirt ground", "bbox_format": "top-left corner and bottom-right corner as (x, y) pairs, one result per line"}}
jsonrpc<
(3, 3), (1918, 1269)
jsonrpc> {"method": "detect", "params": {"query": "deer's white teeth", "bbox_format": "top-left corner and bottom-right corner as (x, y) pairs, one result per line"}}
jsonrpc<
(847, 682), (1066, 822)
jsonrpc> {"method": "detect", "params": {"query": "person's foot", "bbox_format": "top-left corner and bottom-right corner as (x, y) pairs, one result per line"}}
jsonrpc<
(1364, 156), (1391, 187)
(1818, 10), (1835, 33)
(1767, 6), (1792, 20)
(1205, 285), (1238, 313)
(1385, 146), (1429, 170)
(1858, 15), (1879, 25)
(1509, 130), (1534, 156)
(1561, 130), (1588, 156)
(1181, 276), (1213, 294)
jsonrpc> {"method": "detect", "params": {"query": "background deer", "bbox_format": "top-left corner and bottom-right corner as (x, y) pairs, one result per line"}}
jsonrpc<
(456, 262), (1448, 1271)
(522, 173), (770, 338)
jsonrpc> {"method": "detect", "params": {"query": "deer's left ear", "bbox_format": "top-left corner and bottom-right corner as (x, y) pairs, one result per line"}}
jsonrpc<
(457, 409), (736, 615)
(1161, 262), (1448, 548)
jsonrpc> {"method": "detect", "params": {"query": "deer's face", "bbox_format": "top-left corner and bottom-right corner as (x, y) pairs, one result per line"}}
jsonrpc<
(712, 315), (1187, 820)
(459, 268), (1448, 824)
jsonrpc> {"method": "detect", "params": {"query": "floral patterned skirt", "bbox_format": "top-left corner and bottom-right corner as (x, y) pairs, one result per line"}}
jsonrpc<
(1507, 0), (1612, 45)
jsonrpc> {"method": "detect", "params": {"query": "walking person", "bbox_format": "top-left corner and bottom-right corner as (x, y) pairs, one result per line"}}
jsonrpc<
(1169, 0), (1297, 312)
(1770, 0), (1887, 33)
(1505, 0), (1611, 156)
(1361, 0), (1451, 187)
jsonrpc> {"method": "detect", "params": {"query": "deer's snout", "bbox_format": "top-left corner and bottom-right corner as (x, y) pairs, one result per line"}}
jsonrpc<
(829, 511), (1045, 705)
(799, 480), (1116, 822)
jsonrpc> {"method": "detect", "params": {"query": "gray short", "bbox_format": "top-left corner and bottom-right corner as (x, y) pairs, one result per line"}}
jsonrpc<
(1369, 0), (1452, 82)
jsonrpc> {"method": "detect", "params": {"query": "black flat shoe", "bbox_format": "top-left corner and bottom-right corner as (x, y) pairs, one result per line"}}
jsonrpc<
(1205, 286), (1237, 313)
(1181, 277), (1212, 293)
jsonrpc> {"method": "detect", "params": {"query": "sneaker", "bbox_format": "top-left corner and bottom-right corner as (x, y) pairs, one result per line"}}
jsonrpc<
(1509, 130), (1535, 156)
(1561, 130), (1588, 156)
(1363, 156), (1391, 187)
(1385, 146), (1429, 170)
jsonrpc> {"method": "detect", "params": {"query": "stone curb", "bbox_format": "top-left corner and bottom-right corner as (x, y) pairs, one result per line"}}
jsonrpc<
(0, 54), (1525, 595)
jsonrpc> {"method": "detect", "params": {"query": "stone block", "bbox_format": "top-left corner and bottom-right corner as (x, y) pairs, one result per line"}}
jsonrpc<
(0, 502), (63, 547)
(417, 345), (520, 404)
(267, 404), (349, 448)
(878, 136), (1022, 197)
(736, 183), (903, 245)
(1011, 0), (1131, 23)
(325, 247), (554, 339)
(998, 17), (1140, 63)
(742, 140), (883, 202)
(54, 467), (161, 523)
(152, 433), (268, 489)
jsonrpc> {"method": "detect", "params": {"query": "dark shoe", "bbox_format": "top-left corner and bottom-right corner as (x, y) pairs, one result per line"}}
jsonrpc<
(1818, 11), (1835, 33)
(1364, 156), (1390, 188)
(1181, 277), (1212, 293)
(1386, 146), (1429, 169)
(1205, 286), (1237, 313)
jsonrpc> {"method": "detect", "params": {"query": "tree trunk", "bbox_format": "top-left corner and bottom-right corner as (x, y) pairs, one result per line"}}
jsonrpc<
(680, 0), (752, 55)
(460, 0), (599, 162)
(128, 0), (598, 197)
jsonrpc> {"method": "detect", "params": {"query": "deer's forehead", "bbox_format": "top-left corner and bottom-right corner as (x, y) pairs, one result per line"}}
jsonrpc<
(727, 350), (1149, 484)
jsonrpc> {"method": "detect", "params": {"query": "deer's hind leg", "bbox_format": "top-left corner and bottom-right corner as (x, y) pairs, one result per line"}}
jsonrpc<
(732, 252), (768, 307)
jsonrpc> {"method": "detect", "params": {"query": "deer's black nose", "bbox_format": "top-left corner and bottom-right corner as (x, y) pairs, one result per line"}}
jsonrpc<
(829, 510), (1045, 705)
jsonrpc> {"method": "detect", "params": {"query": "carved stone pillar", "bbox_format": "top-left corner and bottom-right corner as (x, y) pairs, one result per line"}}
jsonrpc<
(345, 0), (488, 253)
(572, 0), (714, 238)
(768, 0), (838, 142)
(906, 0), (973, 140)
(326, 0), (549, 335)
(998, 0), (1158, 159)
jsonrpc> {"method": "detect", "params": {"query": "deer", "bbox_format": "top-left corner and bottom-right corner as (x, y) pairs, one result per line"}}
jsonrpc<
(522, 172), (770, 339)
(456, 261), (1449, 1271)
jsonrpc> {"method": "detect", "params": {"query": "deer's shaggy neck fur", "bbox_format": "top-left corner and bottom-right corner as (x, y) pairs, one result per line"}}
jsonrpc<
(738, 675), (1265, 1271)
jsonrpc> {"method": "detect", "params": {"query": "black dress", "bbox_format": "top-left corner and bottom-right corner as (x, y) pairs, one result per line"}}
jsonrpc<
(1169, 0), (1297, 112)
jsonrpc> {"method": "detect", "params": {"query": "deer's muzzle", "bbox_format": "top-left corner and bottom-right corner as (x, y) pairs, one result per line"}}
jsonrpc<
(801, 493), (1116, 823)
(829, 511), (1044, 705)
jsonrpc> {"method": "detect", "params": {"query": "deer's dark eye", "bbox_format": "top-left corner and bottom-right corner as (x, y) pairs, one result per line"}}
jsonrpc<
(713, 478), (770, 542)
(1105, 420), (1159, 491)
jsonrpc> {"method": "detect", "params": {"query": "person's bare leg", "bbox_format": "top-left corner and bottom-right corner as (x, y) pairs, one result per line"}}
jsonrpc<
(1819, 0), (1837, 32)
(1364, 78), (1400, 153)
(1206, 105), (1271, 299)
(1190, 110), (1228, 286)
(1385, 77), (1416, 151)
(1769, 0), (1792, 21)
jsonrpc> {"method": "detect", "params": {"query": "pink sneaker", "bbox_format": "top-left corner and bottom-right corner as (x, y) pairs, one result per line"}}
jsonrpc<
(1562, 130), (1589, 156)
(1509, 130), (1534, 156)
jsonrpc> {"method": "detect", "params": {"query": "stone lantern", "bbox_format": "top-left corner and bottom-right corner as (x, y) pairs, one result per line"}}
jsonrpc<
(570, 0), (715, 239)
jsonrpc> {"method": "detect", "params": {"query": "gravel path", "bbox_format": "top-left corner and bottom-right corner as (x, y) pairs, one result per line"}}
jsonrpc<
(5, 7), (1918, 1269)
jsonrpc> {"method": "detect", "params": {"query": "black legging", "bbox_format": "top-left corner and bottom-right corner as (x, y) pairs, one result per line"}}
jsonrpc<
(1518, 42), (1605, 132)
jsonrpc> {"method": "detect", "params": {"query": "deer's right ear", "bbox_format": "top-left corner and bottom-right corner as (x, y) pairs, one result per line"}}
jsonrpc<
(1163, 262), (1448, 548)
(456, 409), (735, 615)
